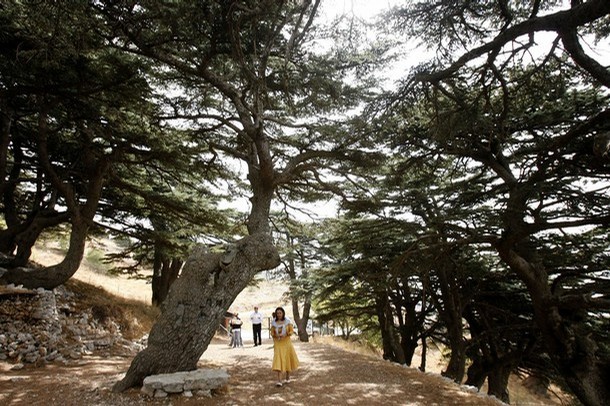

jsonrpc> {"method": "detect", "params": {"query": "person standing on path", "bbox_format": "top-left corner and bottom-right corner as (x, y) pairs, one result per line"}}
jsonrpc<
(270, 307), (299, 387)
(250, 306), (263, 346)
(230, 313), (243, 348)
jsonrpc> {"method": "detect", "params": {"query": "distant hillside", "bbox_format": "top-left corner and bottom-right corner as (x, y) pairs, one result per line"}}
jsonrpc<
(31, 239), (291, 318)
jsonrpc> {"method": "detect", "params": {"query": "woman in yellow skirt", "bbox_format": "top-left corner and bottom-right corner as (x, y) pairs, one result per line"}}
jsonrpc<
(270, 307), (299, 387)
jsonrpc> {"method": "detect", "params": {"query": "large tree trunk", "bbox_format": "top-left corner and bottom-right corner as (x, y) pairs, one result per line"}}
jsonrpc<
(443, 322), (466, 383)
(10, 212), (69, 267)
(376, 294), (406, 364)
(464, 355), (487, 390)
(487, 364), (511, 403)
(399, 331), (418, 367)
(292, 299), (311, 342)
(397, 302), (419, 366)
(0, 215), (89, 289)
(289, 248), (312, 342)
(112, 233), (280, 392)
(433, 257), (466, 383)
(498, 242), (610, 406)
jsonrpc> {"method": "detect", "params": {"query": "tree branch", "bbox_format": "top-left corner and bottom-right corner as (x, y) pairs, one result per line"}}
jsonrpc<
(416, 0), (610, 83)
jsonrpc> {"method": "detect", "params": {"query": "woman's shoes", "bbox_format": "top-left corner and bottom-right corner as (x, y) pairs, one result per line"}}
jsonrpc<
(275, 381), (283, 387)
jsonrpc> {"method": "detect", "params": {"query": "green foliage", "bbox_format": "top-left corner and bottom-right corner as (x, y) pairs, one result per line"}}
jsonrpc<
(84, 247), (111, 275)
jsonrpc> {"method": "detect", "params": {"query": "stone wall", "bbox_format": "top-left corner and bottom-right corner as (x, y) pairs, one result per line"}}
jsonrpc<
(0, 284), (143, 369)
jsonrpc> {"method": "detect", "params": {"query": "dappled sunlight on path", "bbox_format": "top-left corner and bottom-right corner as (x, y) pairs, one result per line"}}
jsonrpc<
(201, 338), (506, 406)
(0, 338), (506, 405)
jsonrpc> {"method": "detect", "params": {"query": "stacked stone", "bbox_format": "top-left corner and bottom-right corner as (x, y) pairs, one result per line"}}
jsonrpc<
(141, 369), (230, 398)
(0, 288), (62, 365)
(0, 284), (142, 368)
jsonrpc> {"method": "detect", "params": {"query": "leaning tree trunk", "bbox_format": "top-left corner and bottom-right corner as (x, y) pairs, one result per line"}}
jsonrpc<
(112, 233), (280, 392)
(0, 215), (90, 289)
(0, 106), (111, 290)
(498, 242), (610, 406)
(11, 212), (69, 267)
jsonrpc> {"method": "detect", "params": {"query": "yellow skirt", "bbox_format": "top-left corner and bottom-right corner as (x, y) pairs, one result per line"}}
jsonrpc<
(272, 337), (299, 372)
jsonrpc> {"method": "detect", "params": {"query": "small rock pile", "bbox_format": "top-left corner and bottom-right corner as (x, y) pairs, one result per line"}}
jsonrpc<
(0, 284), (144, 369)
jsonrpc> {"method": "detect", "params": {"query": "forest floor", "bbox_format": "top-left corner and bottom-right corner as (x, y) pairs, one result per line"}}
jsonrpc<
(1, 335), (512, 406)
(0, 242), (568, 405)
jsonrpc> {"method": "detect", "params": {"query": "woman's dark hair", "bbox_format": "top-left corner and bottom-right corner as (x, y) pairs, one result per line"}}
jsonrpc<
(274, 307), (285, 321)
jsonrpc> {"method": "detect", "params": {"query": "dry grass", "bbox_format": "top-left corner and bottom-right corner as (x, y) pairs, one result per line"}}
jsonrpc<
(64, 279), (159, 340)
(312, 336), (570, 406)
(312, 335), (382, 358)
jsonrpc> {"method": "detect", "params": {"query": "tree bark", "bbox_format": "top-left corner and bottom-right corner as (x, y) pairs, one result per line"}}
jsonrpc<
(10, 212), (69, 267)
(487, 364), (512, 403)
(377, 294), (407, 364)
(112, 233), (280, 392)
(464, 355), (487, 390)
(0, 214), (89, 289)
(428, 281), (465, 379)
(399, 331), (418, 367)
(434, 259), (466, 383)
(396, 299), (419, 366)
(289, 247), (311, 342)
(419, 337), (427, 372)
(501, 248), (610, 406)
(292, 299), (311, 342)
(151, 256), (183, 307)
(0, 109), (13, 199)
(0, 132), (24, 254)
(294, 313), (310, 342)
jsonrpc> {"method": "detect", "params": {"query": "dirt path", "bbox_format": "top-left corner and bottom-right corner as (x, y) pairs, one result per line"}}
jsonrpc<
(203, 339), (505, 406)
(0, 338), (506, 406)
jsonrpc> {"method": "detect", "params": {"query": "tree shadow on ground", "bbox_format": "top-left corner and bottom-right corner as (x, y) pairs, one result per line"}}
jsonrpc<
(205, 341), (505, 406)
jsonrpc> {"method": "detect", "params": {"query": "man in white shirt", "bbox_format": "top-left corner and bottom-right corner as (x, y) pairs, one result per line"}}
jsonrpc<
(250, 306), (263, 346)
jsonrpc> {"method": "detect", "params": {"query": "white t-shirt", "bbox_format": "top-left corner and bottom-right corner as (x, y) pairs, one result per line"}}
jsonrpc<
(250, 311), (263, 324)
